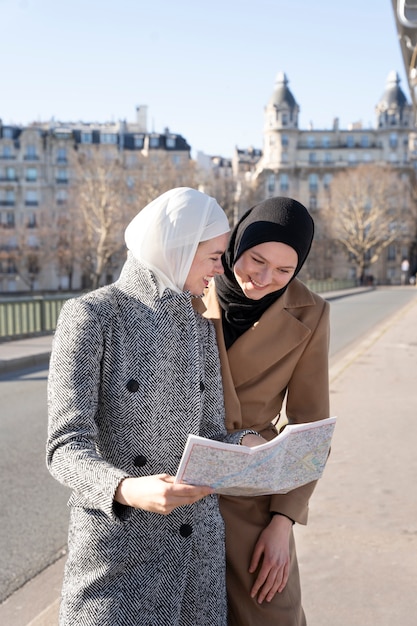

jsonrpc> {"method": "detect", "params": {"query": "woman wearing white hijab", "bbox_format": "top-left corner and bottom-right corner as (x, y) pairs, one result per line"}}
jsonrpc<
(47, 188), (257, 626)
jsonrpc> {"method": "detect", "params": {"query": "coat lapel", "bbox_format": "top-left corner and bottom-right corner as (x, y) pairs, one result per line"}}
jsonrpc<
(201, 278), (316, 397)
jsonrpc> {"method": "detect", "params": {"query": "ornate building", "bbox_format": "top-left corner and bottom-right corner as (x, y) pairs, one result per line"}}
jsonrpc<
(233, 71), (417, 283)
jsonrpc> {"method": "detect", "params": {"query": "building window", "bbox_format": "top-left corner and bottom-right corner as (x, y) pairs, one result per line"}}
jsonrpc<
(279, 173), (289, 192)
(0, 190), (15, 206)
(309, 196), (317, 210)
(348, 153), (357, 163)
(7, 211), (15, 227)
(281, 113), (288, 126)
(26, 167), (37, 182)
(309, 152), (317, 163)
(56, 148), (67, 162)
(323, 173), (332, 189)
(267, 174), (275, 193)
(81, 132), (92, 144)
(361, 135), (370, 148)
(56, 169), (68, 183)
(0, 211), (15, 228)
(134, 135), (144, 149)
(25, 145), (38, 160)
(6, 190), (15, 205)
(6, 167), (16, 180)
(346, 135), (355, 148)
(322, 136), (330, 148)
(27, 212), (37, 228)
(25, 190), (38, 206)
(172, 155), (181, 166)
(281, 134), (289, 147)
(166, 136), (176, 148)
(307, 136), (315, 148)
(324, 152), (332, 163)
(2, 145), (13, 159)
(100, 133), (117, 144)
(389, 133), (398, 149)
(2, 128), (13, 139)
(56, 190), (67, 205)
(308, 173), (318, 192)
(149, 136), (160, 148)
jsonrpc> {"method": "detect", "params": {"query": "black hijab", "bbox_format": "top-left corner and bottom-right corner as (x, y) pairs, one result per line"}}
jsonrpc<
(215, 196), (314, 348)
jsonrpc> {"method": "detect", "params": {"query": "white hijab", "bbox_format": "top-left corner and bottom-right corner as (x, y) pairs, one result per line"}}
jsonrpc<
(125, 187), (230, 294)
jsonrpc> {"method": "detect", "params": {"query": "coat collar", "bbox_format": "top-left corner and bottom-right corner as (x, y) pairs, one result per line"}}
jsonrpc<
(199, 278), (317, 407)
(116, 253), (191, 309)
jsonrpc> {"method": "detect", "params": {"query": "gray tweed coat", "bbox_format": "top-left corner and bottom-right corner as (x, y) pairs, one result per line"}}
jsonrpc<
(47, 255), (242, 626)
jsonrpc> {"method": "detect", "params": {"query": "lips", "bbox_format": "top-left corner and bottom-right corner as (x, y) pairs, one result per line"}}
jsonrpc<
(249, 277), (266, 288)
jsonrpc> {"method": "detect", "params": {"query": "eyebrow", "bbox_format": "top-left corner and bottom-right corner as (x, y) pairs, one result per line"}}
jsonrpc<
(252, 251), (296, 270)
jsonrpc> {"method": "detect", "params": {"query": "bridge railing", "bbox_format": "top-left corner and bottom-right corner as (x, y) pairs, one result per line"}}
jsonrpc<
(0, 279), (358, 342)
(0, 294), (74, 342)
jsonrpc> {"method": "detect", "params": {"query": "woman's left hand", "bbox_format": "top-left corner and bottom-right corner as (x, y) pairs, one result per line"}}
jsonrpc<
(248, 514), (292, 603)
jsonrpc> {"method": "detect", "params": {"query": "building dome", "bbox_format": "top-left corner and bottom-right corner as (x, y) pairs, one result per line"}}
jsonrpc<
(378, 71), (408, 110)
(268, 72), (298, 111)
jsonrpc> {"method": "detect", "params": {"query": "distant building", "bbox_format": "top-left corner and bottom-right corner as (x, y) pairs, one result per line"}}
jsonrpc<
(0, 106), (191, 292)
(233, 71), (417, 283)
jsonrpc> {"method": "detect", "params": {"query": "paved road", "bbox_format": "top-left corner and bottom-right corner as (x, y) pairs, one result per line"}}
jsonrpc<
(0, 367), (68, 602)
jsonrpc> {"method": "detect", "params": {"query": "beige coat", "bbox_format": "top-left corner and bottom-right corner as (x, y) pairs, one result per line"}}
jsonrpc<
(198, 277), (330, 626)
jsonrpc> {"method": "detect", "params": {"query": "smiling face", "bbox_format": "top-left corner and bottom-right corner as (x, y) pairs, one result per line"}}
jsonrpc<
(183, 232), (229, 296)
(233, 241), (298, 300)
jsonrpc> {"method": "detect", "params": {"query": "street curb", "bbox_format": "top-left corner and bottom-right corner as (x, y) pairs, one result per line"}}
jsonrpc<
(0, 353), (51, 376)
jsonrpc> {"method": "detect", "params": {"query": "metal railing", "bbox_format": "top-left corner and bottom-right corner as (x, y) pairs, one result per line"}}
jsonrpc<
(305, 278), (357, 292)
(0, 294), (74, 342)
(0, 279), (358, 342)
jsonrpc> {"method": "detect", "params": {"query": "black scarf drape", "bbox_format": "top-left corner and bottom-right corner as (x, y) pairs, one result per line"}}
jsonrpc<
(215, 197), (314, 348)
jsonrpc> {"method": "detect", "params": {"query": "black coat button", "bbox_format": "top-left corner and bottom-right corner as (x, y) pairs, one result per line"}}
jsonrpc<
(179, 523), (193, 537)
(200, 381), (205, 392)
(126, 379), (139, 392)
(133, 455), (147, 467)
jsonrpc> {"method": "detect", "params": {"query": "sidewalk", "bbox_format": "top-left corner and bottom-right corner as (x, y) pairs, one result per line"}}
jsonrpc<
(295, 292), (417, 625)
(0, 334), (53, 376)
(1, 286), (416, 625)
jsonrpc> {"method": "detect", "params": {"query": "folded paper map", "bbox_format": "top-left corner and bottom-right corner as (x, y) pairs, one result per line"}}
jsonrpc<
(175, 416), (336, 496)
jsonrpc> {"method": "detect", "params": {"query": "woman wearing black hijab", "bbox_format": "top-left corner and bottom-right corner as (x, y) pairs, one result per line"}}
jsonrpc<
(200, 197), (330, 626)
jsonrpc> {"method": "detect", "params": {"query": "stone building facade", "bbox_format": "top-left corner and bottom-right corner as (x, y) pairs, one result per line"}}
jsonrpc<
(0, 106), (191, 292)
(233, 71), (417, 284)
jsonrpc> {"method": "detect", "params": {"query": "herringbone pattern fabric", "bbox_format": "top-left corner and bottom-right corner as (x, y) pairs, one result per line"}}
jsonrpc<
(47, 255), (239, 625)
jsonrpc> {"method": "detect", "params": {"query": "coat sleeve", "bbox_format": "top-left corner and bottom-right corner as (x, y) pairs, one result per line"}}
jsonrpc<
(269, 298), (331, 524)
(46, 298), (129, 521)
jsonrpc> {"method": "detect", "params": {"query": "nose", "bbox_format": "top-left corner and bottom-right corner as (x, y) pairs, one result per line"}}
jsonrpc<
(259, 266), (272, 284)
(214, 258), (224, 274)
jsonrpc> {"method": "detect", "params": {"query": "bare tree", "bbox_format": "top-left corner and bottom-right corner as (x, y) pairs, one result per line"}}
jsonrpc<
(65, 147), (198, 290)
(69, 148), (140, 289)
(134, 152), (197, 207)
(323, 164), (414, 283)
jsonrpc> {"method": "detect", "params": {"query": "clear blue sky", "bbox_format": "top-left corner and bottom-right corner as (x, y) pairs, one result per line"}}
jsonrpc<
(0, 0), (407, 158)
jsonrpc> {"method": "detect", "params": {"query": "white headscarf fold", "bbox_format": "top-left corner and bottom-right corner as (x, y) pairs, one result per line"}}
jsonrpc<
(125, 187), (229, 294)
